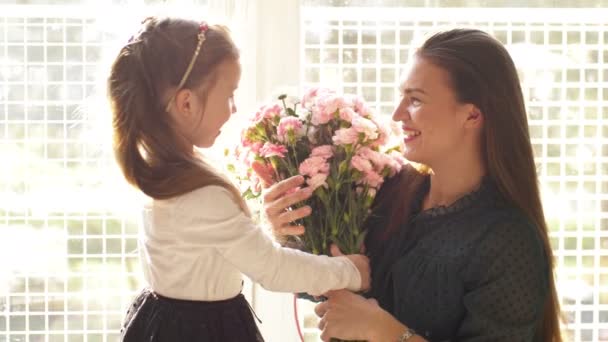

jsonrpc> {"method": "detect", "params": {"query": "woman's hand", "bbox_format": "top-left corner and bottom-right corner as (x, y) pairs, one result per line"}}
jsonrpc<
(314, 290), (382, 341)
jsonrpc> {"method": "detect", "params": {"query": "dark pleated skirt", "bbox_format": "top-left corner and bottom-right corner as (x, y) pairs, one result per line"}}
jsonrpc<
(120, 288), (265, 342)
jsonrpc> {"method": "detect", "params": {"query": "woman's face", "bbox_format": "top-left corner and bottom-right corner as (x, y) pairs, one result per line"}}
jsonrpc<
(392, 56), (477, 168)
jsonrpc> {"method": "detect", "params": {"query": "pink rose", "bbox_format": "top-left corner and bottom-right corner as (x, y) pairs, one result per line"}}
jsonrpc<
(259, 142), (288, 158)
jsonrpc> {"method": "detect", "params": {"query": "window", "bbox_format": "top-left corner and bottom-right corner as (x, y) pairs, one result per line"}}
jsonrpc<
(2, 1), (607, 341)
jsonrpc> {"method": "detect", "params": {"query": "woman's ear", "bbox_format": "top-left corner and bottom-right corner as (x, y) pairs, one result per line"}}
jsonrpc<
(464, 105), (483, 129)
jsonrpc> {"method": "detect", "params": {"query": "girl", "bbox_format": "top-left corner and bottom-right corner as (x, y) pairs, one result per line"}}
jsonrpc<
(108, 17), (370, 342)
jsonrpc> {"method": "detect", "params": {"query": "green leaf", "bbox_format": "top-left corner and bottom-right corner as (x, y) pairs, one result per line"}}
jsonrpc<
(287, 108), (297, 116)
(242, 188), (261, 200)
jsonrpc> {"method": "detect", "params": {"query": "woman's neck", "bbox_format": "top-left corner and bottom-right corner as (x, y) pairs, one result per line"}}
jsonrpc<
(422, 154), (486, 211)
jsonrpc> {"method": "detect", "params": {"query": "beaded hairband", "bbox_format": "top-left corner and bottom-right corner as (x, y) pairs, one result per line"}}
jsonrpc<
(165, 22), (210, 112)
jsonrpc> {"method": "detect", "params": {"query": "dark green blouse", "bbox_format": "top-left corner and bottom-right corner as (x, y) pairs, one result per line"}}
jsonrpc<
(364, 176), (549, 342)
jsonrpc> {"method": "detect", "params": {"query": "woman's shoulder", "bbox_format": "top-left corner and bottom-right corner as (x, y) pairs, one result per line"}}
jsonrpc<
(470, 206), (547, 265)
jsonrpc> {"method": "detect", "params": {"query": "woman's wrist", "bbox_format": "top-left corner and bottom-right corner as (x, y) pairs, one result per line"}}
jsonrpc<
(368, 308), (425, 342)
(367, 306), (405, 341)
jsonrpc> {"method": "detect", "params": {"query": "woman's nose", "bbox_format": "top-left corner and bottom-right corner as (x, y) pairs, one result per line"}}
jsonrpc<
(392, 99), (408, 122)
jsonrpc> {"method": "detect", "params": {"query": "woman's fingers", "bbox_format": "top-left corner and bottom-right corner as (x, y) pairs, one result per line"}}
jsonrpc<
(317, 313), (327, 330)
(314, 300), (329, 318)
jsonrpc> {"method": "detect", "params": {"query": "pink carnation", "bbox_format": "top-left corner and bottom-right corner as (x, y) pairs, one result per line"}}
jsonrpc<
(310, 145), (334, 160)
(250, 142), (263, 154)
(358, 148), (386, 169)
(251, 109), (264, 123)
(299, 156), (330, 177)
(277, 117), (304, 142)
(301, 87), (320, 108)
(316, 94), (348, 117)
(352, 95), (367, 114)
(350, 155), (373, 173)
(332, 127), (360, 146)
(307, 173), (329, 190)
(390, 150), (407, 166)
(370, 118), (390, 147)
(362, 170), (384, 188)
(262, 104), (282, 120)
(351, 116), (379, 141)
(311, 106), (333, 125)
(339, 107), (357, 122)
(260, 142), (288, 158)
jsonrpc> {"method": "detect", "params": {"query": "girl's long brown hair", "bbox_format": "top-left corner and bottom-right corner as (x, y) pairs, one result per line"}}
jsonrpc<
(375, 29), (562, 341)
(108, 17), (248, 213)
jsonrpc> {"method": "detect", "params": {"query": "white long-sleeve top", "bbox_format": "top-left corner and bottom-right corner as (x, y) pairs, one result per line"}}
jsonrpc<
(139, 185), (362, 301)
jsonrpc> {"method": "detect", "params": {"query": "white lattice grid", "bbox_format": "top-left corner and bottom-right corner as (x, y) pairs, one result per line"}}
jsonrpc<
(299, 7), (608, 342)
(0, 4), (205, 342)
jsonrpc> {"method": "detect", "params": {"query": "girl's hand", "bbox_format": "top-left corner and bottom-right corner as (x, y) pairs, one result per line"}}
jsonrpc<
(253, 161), (313, 241)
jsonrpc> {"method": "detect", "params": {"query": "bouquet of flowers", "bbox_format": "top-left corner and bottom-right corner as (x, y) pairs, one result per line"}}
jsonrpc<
(234, 88), (406, 256)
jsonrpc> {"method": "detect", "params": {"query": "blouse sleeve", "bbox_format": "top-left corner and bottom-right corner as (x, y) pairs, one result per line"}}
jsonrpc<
(456, 213), (549, 341)
(175, 186), (362, 296)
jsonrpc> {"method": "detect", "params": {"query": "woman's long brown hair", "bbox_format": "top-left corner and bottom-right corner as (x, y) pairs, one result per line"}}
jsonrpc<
(376, 29), (562, 341)
(108, 17), (248, 214)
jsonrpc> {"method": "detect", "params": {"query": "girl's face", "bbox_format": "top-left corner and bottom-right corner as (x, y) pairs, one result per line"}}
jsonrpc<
(192, 59), (241, 148)
(173, 59), (241, 149)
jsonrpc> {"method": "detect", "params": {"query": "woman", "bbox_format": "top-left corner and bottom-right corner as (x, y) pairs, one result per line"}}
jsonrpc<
(261, 29), (562, 341)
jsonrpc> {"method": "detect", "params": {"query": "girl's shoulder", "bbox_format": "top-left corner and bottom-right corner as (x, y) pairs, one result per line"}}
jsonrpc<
(155, 185), (241, 218)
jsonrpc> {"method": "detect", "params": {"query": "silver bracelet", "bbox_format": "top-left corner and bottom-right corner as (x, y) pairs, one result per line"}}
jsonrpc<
(397, 328), (416, 342)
